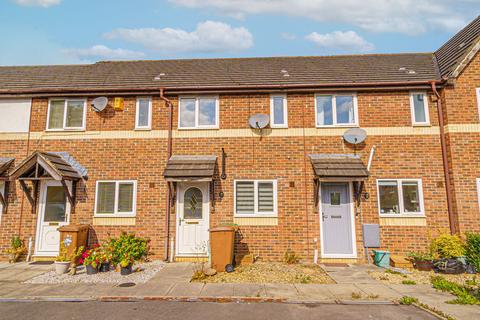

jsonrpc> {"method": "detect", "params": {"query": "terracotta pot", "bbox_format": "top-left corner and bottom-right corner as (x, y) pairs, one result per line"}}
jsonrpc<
(120, 264), (132, 276)
(54, 261), (70, 275)
(85, 264), (98, 275)
(414, 260), (433, 271)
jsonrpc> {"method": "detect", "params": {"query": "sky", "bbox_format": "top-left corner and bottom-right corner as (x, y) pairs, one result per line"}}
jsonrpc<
(0, 0), (479, 66)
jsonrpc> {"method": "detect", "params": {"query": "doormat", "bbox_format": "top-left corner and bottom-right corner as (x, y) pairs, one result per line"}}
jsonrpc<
(29, 261), (54, 265)
(322, 263), (349, 267)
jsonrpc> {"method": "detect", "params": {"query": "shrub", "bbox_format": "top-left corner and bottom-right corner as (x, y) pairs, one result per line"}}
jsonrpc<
(109, 232), (150, 265)
(465, 232), (480, 271)
(284, 249), (299, 264)
(430, 233), (465, 259)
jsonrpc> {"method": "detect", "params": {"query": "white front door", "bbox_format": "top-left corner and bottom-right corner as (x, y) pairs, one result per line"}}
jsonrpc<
(35, 180), (71, 256)
(176, 182), (210, 256)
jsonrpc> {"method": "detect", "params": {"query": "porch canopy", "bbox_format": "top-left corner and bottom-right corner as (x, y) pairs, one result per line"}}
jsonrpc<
(0, 158), (14, 211)
(163, 155), (217, 182)
(308, 154), (369, 181)
(9, 151), (87, 208)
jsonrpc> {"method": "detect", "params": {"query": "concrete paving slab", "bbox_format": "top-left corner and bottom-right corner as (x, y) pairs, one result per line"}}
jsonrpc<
(321, 284), (366, 299)
(355, 284), (402, 299)
(200, 284), (235, 297)
(167, 282), (204, 297)
(233, 284), (266, 297)
(135, 282), (174, 296)
(264, 284), (300, 299)
(294, 284), (335, 301)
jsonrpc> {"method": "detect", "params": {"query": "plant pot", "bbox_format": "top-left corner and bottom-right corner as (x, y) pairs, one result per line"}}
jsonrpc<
(54, 261), (70, 275)
(414, 260), (433, 271)
(99, 262), (111, 272)
(85, 264), (98, 275)
(120, 264), (133, 276)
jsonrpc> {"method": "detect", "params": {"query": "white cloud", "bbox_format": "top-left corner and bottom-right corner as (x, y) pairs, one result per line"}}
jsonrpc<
(169, 0), (469, 35)
(62, 45), (145, 61)
(14, 0), (61, 7)
(306, 31), (374, 53)
(104, 21), (253, 53)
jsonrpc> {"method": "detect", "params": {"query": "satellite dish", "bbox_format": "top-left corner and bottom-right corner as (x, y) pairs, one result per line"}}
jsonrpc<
(248, 114), (270, 129)
(343, 128), (367, 144)
(91, 97), (108, 112)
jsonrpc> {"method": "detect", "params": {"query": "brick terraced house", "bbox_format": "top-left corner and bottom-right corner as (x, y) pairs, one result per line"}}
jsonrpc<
(0, 17), (479, 263)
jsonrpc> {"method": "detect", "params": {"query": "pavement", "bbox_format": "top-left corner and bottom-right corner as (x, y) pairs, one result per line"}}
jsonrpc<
(0, 301), (439, 320)
(0, 261), (479, 319)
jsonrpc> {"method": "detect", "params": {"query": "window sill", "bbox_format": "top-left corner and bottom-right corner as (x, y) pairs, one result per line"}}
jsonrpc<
(315, 124), (359, 129)
(412, 123), (431, 127)
(134, 127), (152, 131)
(379, 214), (426, 218)
(177, 127), (220, 130)
(94, 214), (136, 218)
(234, 214), (278, 218)
(270, 125), (288, 129)
(45, 129), (86, 132)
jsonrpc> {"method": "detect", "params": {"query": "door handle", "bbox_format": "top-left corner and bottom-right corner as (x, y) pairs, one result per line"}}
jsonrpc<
(322, 213), (328, 221)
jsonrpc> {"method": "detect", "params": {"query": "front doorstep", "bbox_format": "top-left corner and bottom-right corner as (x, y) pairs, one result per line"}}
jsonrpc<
(318, 258), (359, 264)
(174, 256), (208, 263)
(31, 256), (56, 262)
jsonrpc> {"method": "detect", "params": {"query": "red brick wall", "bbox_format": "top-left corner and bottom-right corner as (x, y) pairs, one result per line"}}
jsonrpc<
(0, 89), (451, 262)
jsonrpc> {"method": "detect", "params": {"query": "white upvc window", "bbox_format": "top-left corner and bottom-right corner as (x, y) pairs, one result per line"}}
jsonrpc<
(94, 180), (137, 217)
(178, 96), (219, 129)
(0, 181), (4, 223)
(315, 94), (358, 127)
(410, 92), (430, 126)
(46, 98), (87, 131)
(135, 97), (152, 130)
(476, 88), (480, 121)
(377, 179), (425, 217)
(270, 94), (288, 128)
(234, 180), (278, 217)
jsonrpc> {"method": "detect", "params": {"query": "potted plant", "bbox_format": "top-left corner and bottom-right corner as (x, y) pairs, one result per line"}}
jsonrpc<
(407, 251), (434, 271)
(82, 247), (100, 275)
(69, 246), (84, 276)
(54, 244), (70, 275)
(99, 243), (114, 272)
(4, 235), (27, 263)
(120, 254), (134, 276)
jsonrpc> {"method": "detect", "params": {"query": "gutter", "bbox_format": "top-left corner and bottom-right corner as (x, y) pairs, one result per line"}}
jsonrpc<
(430, 81), (457, 234)
(0, 80), (444, 96)
(159, 88), (174, 261)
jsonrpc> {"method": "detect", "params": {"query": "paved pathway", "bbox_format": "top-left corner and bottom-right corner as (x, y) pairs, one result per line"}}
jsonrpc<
(0, 261), (479, 319)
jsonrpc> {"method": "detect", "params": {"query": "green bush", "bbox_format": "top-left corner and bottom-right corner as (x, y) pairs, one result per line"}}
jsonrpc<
(430, 233), (465, 259)
(108, 232), (150, 265)
(465, 232), (480, 271)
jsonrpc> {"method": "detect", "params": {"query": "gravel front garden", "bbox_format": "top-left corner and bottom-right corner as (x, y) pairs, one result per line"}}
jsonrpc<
(195, 262), (335, 284)
(369, 268), (478, 286)
(25, 260), (165, 285)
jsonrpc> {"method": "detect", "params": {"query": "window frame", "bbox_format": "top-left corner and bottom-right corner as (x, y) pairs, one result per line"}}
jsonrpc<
(314, 93), (359, 127)
(46, 98), (87, 131)
(409, 91), (430, 126)
(376, 178), (425, 217)
(476, 88), (480, 122)
(0, 181), (4, 223)
(234, 179), (278, 217)
(94, 180), (137, 217)
(270, 94), (288, 128)
(135, 97), (152, 130)
(178, 96), (219, 130)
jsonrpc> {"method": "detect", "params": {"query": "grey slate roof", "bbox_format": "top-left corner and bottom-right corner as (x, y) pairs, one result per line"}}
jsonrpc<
(0, 53), (438, 94)
(435, 16), (480, 78)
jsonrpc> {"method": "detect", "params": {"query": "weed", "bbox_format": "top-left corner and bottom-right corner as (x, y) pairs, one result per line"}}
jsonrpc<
(385, 269), (402, 275)
(351, 292), (362, 300)
(284, 249), (300, 264)
(367, 294), (379, 300)
(401, 280), (417, 285)
(431, 275), (480, 305)
(296, 274), (312, 284)
(399, 296), (418, 305)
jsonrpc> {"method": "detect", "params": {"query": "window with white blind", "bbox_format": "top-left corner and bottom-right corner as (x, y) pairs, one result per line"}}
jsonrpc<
(94, 180), (136, 217)
(315, 94), (358, 127)
(234, 180), (277, 216)
(410, 92), (430, 126)
(135, 97), (152, 130)
(47, 98), (86, 131)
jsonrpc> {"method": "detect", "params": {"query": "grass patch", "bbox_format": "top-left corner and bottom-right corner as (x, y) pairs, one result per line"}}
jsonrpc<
(431, 275), (480, 305)
(401, 279), (417, 285)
